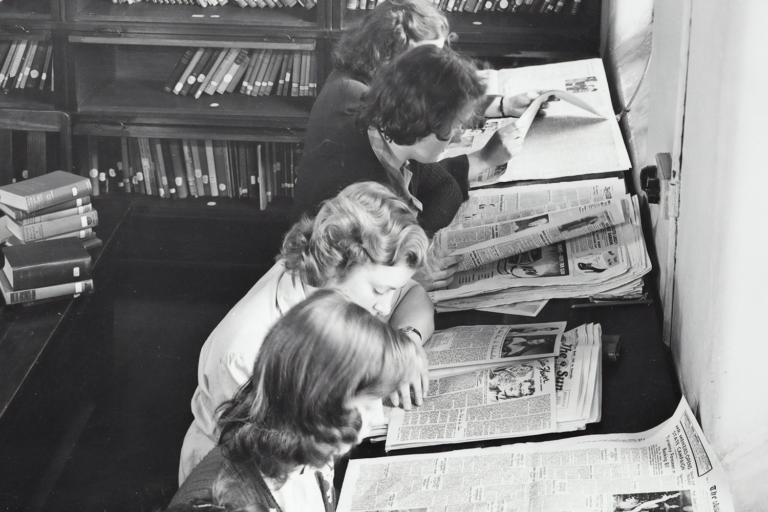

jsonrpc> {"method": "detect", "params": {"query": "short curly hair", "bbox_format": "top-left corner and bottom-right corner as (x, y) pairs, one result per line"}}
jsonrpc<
(216, 290), (419, 486)
(333, 0), (450, 83)
(356, 44), (486, 146)
(281, 181), (431, 287)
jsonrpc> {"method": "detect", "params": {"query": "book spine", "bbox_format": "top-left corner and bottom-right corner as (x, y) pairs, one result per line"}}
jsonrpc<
(204, 140), (219, 197)
(189, 139), (207, 196)
(136, 137), (154, 196)
(290, 51), (301, 97)
(150, 138), (170, 198)
(11, 211), (99, 243)
(4, 279), (94, 305)
(165, 48), (196, 93)
(9, 256), (92, 290)
(194, 48), (227, 99)
(180, 139), (199, 197)
(168, 139), (190, 199)
(19, 204), (93, 225)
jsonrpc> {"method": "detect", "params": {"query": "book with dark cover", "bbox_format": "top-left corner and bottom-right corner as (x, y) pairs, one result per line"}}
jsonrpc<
(204, 140), (219, 197)
(6, 210), (99, 243)
(164, 48), (196, 93)
(190, 140), (209, 196)
(0, 269), (94, 306)
(167, 139), (190, 199)
(194, 49), (227, 99)
(25, 40), (48, 90)
(2, 237), (92, 290)
(0, 170), (92, 213)
(0, 129), (14, 187)
(180, 47), (213, 96)
(211, 140), (231, 197)
(150, 138), (171, 198)
(0, 195), (91, 221)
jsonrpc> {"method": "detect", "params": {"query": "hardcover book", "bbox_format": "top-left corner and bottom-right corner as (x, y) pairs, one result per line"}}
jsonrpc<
(0, 270), (94, 306)
(2, 237), (92, 290)
(6, 210), (99, 243)
(0, 170), (92, 213)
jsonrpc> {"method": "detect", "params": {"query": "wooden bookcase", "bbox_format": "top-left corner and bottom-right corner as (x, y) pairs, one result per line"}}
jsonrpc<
(0, 0), (601, 192)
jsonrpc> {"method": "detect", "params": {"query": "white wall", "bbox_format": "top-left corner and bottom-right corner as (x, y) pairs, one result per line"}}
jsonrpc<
(673, 1), (768, 509)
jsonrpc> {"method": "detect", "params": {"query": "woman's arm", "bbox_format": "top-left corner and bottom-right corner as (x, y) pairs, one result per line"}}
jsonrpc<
(388, 283), (435, 410)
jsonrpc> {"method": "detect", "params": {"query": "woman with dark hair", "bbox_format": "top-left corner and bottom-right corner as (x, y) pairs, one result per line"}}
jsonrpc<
(179, 181), (434, 483)
(294, 45), (518, 236)
(303, 0), (544, 155)
(169, 290), (420, 512)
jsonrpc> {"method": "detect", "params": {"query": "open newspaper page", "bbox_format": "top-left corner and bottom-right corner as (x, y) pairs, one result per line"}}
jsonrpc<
(386, 359), (558, 451)
(445, 57), (630, 185)
(430, 196), (651, 307)
(434, 177), (629, 272)
(423, 322), (566, 375)
(384, 323), (602, 451)
(339, 398), (735, 512)
(439, 196), (629, 272)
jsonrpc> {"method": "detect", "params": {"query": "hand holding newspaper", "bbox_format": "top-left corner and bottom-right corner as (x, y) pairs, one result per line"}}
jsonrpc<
(441, 58), (631, 184)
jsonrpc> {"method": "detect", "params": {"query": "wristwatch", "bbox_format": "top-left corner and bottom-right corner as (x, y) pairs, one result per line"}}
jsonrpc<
(399, 326), (422, 343)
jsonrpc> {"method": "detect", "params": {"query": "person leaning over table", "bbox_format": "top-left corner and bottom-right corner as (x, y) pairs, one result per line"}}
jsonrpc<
(178, 181), (435, 484)
(167, 290), (421, 512)
(294, 45), (535, 289)
(303, 0), (547, 155)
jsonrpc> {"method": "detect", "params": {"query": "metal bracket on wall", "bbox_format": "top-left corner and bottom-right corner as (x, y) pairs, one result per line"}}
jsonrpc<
(640, 153), (680, 220)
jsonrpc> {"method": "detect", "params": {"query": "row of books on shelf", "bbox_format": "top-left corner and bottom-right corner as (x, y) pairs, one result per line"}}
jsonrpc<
(0, 40), (54, 93)
(80, 136), (299, 210)
(0, 171), (100, 306)
(166, 48), (317, 99)
(110, 0), (316, 9)
(348, 0), (583, 14)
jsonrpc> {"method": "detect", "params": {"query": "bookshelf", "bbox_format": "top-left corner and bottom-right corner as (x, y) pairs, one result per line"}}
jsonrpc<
(0, 0), (601, 201)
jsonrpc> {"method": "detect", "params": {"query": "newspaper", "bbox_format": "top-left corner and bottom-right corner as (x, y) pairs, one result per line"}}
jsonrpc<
(430, 195), (651, 307)
(433, 178), (630, 272)
(441, 57), (630, 185)
(474, 299), (548, 317)
(338, 397), (735, 512)
(384, 324), (602, 451)
(422, 322), (566, 375)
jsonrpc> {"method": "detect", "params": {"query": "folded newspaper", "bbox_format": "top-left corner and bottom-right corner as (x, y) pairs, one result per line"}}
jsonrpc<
(340, 396), (734, 512)
(440, 58), (631, 185)
(384, 323), (601, 451)
(434, 177), (630, 273)
(431, 195), (651, 309)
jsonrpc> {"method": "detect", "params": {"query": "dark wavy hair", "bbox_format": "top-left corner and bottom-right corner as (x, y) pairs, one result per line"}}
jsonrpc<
(333, 0), (450, 83)
(356, 44), (486, 146)
(281, 181), (432, 287)
(216, 290), (418, 487)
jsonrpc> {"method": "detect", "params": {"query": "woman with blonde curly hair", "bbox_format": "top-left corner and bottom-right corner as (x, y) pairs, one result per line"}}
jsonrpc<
(169, 290), (421, 512)
(178, 181), (434, 484)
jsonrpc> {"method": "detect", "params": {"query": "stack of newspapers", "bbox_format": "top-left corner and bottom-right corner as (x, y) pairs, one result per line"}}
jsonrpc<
(429, 177), (651, 312)
(430, 58), (650, 312)
(367, 321), (602, 451)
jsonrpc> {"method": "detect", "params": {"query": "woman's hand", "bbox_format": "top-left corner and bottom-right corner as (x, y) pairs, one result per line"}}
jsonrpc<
(389, 334), (430, 411)
(498, 90), (550, 118)
(467, 119), (524, 177)
(414, 246), (462, 291)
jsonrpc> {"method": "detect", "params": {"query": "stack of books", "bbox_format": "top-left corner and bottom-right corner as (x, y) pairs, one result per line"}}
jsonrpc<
(0, 171), (99, 305)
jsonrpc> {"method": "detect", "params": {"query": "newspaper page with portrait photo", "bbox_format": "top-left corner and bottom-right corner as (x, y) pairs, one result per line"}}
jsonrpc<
(384, 323), (603, 451)
(431, 196), (651, 309)
(422, 321), (566, 377)
(339, 397), (735, 512)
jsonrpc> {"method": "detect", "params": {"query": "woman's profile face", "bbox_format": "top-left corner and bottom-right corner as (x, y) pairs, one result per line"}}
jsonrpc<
(346, 394), (385, 445)
(331, 263), (415, 317)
